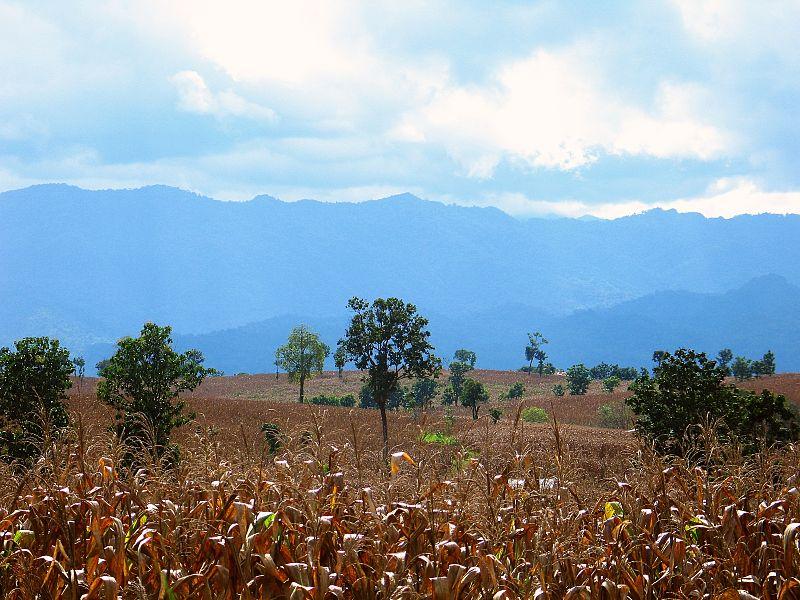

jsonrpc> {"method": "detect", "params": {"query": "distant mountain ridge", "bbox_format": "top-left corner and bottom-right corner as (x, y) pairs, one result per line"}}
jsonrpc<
(2, 184), (799, 370)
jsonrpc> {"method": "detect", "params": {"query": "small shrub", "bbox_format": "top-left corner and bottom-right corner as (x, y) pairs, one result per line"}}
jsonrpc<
(597, 402), (631, 429)
(552, 384), (565, 397)
(489, 408), (503, 424)
(443, 406), (455, 433)
(505, 382), (525, 400)
(602, 375), (621, 394)
(421, 431), (457, 445)
(309, 393), (355, 407)
(522, 406), (549, 424)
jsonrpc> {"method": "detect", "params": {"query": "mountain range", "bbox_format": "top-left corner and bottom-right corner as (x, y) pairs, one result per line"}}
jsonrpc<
(2, 184), (799, 372)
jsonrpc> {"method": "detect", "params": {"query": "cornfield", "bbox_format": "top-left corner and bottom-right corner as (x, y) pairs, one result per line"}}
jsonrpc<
(1, 400), (800, 599)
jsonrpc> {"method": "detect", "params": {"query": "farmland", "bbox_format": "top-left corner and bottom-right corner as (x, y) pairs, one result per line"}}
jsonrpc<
(0, 371), (794, 597)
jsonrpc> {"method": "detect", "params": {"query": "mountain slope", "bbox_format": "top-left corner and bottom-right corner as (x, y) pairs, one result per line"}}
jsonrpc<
(2, 184), (800, 365)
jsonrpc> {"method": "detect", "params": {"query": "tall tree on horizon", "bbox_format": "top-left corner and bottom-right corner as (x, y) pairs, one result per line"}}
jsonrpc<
(525, 332), (548, 378)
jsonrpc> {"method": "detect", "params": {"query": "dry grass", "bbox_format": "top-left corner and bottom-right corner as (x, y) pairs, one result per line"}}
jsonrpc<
(7, 372), (791, 597)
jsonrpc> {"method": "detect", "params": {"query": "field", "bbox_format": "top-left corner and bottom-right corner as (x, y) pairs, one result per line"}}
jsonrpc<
(2, 371), (799, 597)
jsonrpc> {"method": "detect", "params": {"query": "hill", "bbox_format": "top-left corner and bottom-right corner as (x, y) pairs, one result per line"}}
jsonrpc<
(2, 184), (800, 369)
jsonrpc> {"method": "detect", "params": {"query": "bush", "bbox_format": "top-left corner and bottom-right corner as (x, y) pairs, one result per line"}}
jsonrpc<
(552, 384), (565, 397)
(0, 337), (73, 464)
(627, 348), (798, 455)
(421, 431), (457, 445)
(505, 382), (525, 400)
(602, 375), (621, 394)
(522, 406), (549, 423)
(566, 364), (591, 395)
(597, 402), (632, 429)
(309, 393), (355, 407)
(489, 408), (503, 423)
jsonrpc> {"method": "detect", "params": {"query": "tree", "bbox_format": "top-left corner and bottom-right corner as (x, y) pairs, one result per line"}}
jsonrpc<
(0, 337), (72, 464)
(334, 346), (346, 379)
(716, 349), (733, 375)
(753, 350), (776, 378)
(626, 348), (797, 455)
(652, 350), (669, 365)
(448, 349), (476, 406)
(461, 378), (489, 420)
(97, 323), (213, 464)
(525, 332), (548, 378)
(410, 378), (438, 410)
(602, 375), (621, 394)
(275, 325), (330, 403)
(731, 356), (753, 381)
(72, 356), (86, 394)
(552, 384), (565, 397)
(338, 297), (441, 460)
(565, 364), (591, 395)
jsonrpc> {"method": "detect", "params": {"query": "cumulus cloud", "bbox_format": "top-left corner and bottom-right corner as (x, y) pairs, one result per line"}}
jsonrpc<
(170, 70), (277, 121)
(392, 49), (731, 177)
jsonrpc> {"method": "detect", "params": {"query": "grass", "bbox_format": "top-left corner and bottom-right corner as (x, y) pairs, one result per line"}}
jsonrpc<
(420, 430), (458, 445)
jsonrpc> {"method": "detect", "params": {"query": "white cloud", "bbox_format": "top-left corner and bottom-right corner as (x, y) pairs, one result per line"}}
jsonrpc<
(481, 178), (800, 219)
(170, 70), (277, 121)
(392, 48), (732, 178)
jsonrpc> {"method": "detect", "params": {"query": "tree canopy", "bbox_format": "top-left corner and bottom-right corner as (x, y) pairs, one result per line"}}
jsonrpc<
(275, 325), (330, 403)
(0, 337), (72, 464)
(97, 322), (213, 464)
(338, 297), (440, 459)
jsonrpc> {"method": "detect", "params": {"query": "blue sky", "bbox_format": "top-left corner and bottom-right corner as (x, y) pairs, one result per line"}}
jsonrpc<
(1, 0), (799, 217)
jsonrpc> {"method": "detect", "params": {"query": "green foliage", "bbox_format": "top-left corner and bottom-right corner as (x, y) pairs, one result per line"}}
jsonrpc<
(448, 349), (476, 406)
(627, 348), (798, 455)
(524, 331), (548, 376)
(410, 378), (438, 410)
(489, 408), (503, 424)
(597, 401), (632, 429)
(421, 431), (457, 445)
(440, 385), (457, 406)
(504, 381), (525, 400)
(460, 378), (489, 420)
(716, 348), (733, 375)
(552, 384), (565, 397)
(275, 325), (330, 403)
(358, 385), (405, 410)
(443, 406), (455, 433)
(338, 297), (441, 457)
(753, 350), (776, 377)
(565, 364), (591, 395)
(602, 375), (621, 394)
(0, 337), (72, 464)
(333, 346), (346, 378)
(522, 406), (549, 424)
(309, 393), (356, 407)
(590, 363), (639, 381)
(731, 356), (754, 381)
(260, 422), (282, 453)
(97, 322), (213, 465)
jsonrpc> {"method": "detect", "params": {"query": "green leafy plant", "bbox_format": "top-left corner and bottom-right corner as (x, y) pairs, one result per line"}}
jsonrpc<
(521, 406), (549, 424)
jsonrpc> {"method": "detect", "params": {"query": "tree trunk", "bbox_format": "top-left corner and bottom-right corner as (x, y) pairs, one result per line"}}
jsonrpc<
(299, 374), (305, 403)
(529, 359), (533, 378)
(379, 399), (389, 463)
(472, 404), (479, 420)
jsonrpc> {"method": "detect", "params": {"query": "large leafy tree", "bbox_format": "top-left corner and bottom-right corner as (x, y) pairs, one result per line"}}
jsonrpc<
(275, 325), (330, 403)
(525, 332), (548, 378)
(97, 323), (213, 463)
(0, 337), (72, 464)
(338, 297), (441, 459)
(716, 348), (733, 375)
(627, 348), (797, 455)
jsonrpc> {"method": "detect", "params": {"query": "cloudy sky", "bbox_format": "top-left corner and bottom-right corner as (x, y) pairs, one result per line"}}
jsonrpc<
(1, 0), (799, 218)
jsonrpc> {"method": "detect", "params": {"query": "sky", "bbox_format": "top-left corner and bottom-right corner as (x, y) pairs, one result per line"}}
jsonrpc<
(1, 0), (799, 218)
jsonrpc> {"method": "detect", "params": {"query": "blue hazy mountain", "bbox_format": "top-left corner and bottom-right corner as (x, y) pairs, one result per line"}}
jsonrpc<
(2, 184), (799, 370)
